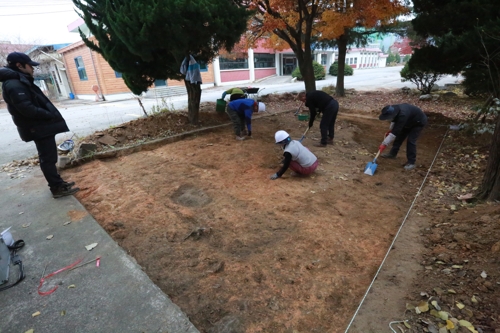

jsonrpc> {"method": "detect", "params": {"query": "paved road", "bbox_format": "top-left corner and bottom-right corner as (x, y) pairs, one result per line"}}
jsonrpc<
(0, 66), (460, 165)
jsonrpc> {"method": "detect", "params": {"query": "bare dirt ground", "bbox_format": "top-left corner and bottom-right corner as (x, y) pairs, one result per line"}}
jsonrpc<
(60, 89), (500, 333)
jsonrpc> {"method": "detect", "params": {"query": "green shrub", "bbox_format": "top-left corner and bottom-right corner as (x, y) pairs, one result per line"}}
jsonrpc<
(329, 62), (353, 76)
(400, 62), (444, 95)
(291, 61), (326, 81)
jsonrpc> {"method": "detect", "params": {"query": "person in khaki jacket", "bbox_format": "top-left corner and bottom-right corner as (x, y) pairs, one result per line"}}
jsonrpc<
(222, 87), (245, 101)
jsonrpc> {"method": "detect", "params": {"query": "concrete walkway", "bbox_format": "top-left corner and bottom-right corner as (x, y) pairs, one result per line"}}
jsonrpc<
(0, 169), (199, 332)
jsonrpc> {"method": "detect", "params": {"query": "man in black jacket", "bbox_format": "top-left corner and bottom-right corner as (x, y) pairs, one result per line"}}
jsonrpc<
(297, 91), (339, 147)
(378, 104), (428, 170)
(0, 52), (79, 198)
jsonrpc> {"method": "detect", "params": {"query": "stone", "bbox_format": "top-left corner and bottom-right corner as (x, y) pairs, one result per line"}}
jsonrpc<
(492, 241), (500, 253)
(479, 215), (492, 223)
(97, 134), (117, 146)
(419, 94), (433, 101)
(207, 315), (244, 333)
(453, 232), (467, 243)
(57, 156), (70, 169)
(78, 143), (98, 157)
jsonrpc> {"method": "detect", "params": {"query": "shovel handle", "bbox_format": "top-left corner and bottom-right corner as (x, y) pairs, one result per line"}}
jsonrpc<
(294, 102), (304, 115)
(299, 127), (309, 142)
(373, 150), (381, 162)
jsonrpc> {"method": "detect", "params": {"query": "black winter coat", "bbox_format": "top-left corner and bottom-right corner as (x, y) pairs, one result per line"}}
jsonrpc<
(391, 103), (428, 137)
(0, 67), (69, 142)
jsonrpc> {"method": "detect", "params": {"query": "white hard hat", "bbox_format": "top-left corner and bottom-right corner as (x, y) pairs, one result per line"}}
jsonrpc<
(258, 102), (266, 112)
(275, 130), (290, 143)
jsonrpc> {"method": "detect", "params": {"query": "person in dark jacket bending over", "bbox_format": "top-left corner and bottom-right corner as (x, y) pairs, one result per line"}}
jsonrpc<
(297, 91), (339, 147)
(226, 98), (265, 141)
(0, 52), (79, 198)
(378, 104), (428, 171)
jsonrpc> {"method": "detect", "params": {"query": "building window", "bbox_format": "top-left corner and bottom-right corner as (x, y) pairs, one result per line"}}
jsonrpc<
(198, 60), (208, 72)
(354, 58), (357, 64)
(219, 56), (248, 70)
(74, 56), (88, 81)
(321, 54), (327, 65)
(114, 71), (122, 78)
(254, 53), (275, 68)
(155, 79), (167, 87)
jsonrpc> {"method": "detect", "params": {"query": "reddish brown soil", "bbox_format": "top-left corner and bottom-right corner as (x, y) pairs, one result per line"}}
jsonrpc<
(62, 90), (500, 333)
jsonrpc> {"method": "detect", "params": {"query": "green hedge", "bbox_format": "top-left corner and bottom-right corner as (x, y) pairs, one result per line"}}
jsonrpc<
(291, 61), (326, 80)
(329, 62), (354, 76)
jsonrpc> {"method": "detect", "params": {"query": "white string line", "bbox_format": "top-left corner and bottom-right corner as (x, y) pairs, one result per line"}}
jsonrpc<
(344, 127), (450, 333)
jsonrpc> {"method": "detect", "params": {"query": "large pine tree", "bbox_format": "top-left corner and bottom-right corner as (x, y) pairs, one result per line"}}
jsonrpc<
(410, 0), (500, 200)
(410, 0), (500, 96)
(72, 0), (251, 123)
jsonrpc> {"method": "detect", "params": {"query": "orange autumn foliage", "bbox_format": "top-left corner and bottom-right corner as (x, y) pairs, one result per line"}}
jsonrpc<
(319, 0), (409, 40)
(248, 0), (409, 48)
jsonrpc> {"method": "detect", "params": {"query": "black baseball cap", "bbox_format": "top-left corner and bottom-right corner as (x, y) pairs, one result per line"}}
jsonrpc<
(379, 105), (396, 120)
(7, 52), (40, 66)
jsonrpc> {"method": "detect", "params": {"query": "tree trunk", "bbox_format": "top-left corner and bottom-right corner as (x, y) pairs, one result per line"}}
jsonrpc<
(295, 45), (316, 92)
(477, 115), (500, 201)
(335, 34), (348, 97)
(300, 60), (316, 92)
(184, 81), (201, 124)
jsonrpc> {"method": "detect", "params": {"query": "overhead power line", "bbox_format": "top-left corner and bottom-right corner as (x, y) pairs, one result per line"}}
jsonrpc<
(0, 9), (77, 16)
(0, 4), (74, 7)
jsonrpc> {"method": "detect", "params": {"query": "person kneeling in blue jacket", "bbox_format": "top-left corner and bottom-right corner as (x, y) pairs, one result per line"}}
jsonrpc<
(226, 98), (265, 141)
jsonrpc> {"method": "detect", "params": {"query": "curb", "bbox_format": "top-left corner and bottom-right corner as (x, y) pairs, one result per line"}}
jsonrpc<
(64, 109), (291, 168)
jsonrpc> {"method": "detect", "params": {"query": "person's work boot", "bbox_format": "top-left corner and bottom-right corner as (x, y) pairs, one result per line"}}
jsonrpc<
(404, 163), (416, 171)
(235, 135), (246, 141)
(62, 181), (75, 188)
(314, 142), (327, 147)
(326, 138), (334, 145)
(51, 185), (80, 199)
(381, 152), (397, 159)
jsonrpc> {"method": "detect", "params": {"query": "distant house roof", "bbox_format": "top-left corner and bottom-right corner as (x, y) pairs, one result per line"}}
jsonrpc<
(390, 37), (413, 55)
(25, 44), (72, 54)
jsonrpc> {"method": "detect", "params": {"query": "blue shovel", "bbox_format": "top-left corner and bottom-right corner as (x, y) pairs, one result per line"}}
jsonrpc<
(364, 150), (381, 176)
